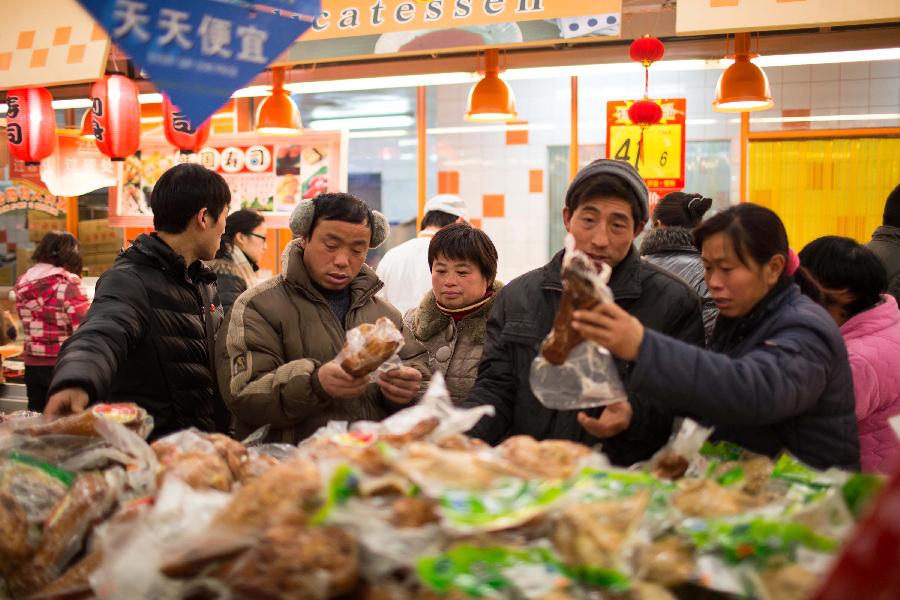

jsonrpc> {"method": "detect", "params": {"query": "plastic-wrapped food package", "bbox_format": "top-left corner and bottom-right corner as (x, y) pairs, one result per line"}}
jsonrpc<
(3, 404), (153, 440)
(648, 419), (713, 481)
(337, 317), (404, 378)
(7, 469), (123, 596)
(499, 435), (605, 480)
(0, 455), (72, 567)
(152, 429), (236, 492)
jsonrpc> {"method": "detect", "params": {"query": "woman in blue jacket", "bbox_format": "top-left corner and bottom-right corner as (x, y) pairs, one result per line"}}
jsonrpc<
(573, 204), (859, 471)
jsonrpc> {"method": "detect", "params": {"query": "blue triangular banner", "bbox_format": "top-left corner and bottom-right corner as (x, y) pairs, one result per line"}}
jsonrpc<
(78, 0), (321, 125)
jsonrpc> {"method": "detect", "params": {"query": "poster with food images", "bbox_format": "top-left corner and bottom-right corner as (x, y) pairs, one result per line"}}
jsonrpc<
(110, 131), (346, 228)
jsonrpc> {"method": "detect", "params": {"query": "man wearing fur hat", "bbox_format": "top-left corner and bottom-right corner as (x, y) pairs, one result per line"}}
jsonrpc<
(463, 159), (705, 466)
(219, 193), (429, 444)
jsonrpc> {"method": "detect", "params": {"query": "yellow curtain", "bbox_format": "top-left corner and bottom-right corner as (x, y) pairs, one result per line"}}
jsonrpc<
(750, 137), (900, 250)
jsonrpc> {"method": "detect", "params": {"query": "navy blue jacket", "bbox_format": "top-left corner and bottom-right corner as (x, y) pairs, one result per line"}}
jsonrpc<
(630, 280), (860, 471)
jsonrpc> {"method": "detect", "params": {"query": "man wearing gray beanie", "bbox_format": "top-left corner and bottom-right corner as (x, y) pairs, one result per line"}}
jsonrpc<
(462, 159), (705, 466)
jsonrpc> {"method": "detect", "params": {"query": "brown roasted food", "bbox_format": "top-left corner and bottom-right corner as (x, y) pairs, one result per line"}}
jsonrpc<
(672, 479), (764, 518)
(380, 417), (440, 447)
(19, 404), (151, 439)
(636, 536), (695, 587)
(390, 496), (439, 528)
(0, 460), (69, 567)
(711, 455), (774, 496)
(340, 317), (403, 377)
(552, 491), (650, 570)
(395, 442), (532, 490)
(32, 547), (103, 600)
(237, 453), (280, 484)
(652, 451), (690, 481)
(541, 254), (606, 365)
(13, 472), (118, 594)
(436, 433), (489, 452)
(500, 436), (592, 479)
(214, 458), (321, 531)
(210, 524), (359, 599)
(158, 450), (233, 492)
(205, 433), (249, 480)
(758, 562), (818, 600)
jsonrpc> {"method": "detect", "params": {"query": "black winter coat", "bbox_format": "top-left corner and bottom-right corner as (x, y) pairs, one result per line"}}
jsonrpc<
(49, 234), (225, 439)
(629, 281), (860, 471)
(640, 227), (718, 342)
(463, 247), (705, 466)
(868, 225), (900, 303)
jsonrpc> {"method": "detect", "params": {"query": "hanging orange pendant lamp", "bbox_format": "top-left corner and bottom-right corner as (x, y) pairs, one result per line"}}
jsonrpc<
(713, 33), (774, 113)
(256, 66), (301, 134)
(465, 49), (517, 122)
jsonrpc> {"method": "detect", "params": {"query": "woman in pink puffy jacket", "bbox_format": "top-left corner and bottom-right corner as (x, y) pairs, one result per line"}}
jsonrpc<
(800, 236), (900, 473)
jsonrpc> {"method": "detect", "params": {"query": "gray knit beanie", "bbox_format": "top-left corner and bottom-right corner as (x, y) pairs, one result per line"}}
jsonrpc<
(565, 159), (649, 224)
(289, 198), (390, 249)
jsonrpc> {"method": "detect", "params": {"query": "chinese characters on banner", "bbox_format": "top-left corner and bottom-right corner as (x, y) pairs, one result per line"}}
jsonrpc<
(112, 132), (344, 228)
(1, 160), (68, 216)
(77, 0), (321, 125)
(606, 98), (687, 194)
(40, 134), (119, 197)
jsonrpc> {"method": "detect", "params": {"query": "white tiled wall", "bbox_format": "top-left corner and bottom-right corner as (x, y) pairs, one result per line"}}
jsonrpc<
(351, 59), (900, 284)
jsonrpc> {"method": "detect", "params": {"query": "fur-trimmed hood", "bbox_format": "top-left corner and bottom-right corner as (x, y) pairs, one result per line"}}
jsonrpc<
(639, 227), (699, 257)
(408, 281), (504, 344)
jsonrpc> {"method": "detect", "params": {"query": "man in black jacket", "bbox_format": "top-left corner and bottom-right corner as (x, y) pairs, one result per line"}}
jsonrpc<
(45, 163), (230, 439)
(463, 159), (705, 466)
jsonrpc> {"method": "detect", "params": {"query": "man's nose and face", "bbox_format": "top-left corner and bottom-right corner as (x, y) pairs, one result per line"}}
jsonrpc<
(303, 219), (372, 290)
(563, 197), (641, 271)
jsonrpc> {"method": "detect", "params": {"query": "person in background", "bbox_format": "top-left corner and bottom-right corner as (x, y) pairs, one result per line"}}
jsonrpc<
(13, 232), (89, 411)
(404, 223), (502, 405)
(377, 194), (469, 314)
(800, 236), (900, 474)
(44, 164), (229, 439)
(640, 192), (718, 341)
(867, 184), (900, 302)
(0, 310), (18, 387)
(207, 209), (266, 313)
(221, 193), (429, 444)
(463, 159), (705, 466)
(574, 204), (859, 471)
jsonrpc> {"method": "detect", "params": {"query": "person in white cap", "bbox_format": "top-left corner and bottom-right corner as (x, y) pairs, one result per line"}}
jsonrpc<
(376, 194), (469, 314)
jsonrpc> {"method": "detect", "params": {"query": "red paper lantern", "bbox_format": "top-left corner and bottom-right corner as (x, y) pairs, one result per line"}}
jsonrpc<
(5, 87), (56, 166)
(162, 95), (211, 154)
(629, 35), (665, 67)
(628, 99), (663, 127)
(90, 74), (140, 161)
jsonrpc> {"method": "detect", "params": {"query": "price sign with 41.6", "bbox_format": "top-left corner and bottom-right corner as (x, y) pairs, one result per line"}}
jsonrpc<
(606, 98), (686, 192)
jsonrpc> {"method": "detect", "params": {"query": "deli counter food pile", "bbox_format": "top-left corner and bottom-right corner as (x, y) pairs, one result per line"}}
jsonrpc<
(0, 379), (885, 600)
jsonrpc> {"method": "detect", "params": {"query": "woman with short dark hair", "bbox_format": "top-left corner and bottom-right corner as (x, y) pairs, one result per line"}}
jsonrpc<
(207, 209), (266, 313)
(571, 204), (859, 470)
(14, 231), (89, 411)
(403, 223), (502, 404)
(800, 236), (900, 473)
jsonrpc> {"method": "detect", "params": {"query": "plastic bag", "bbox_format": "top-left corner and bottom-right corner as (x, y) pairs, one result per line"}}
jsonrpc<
(648, 418), (714, 481)
(151, 429), (236, 492)
(530, 341), (628, 410)
(540, 235), (614, 366)
(337, 317), (404, 378)
(1, 403), (153, 440)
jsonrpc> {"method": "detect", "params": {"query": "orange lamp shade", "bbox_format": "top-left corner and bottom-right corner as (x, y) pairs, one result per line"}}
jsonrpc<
(713, 56), (774, 112)
(465, 49), (517, 122)
(5, 87), (56, 166)
(713, 33), (774, 113)
(91, 74), (141, 161)
(256, 66), (301, 134)
(79, 110), (95, 140)
(163, 94), (211, 154)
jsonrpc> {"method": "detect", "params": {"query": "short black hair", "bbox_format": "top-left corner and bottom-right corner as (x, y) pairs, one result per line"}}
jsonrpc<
(566, 173), (641, 225)
(150, 163), (231, 234)
(799, 236), (887, 318)
(309, 192), (374, 240)
(885, 183), (900, 228)
(32, 231), (82, 274)
(428, 223), (498, 284)
(421, 210), (459, 230)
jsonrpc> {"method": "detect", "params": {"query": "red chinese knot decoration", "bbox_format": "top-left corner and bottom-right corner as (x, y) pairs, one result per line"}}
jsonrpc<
(90, 74), (141, 161)
(5, 87), (56, 166)
(163, 94), (211, 154)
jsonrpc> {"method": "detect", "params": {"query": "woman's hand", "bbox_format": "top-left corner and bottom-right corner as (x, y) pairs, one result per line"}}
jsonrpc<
(572, 302), (645, 362)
